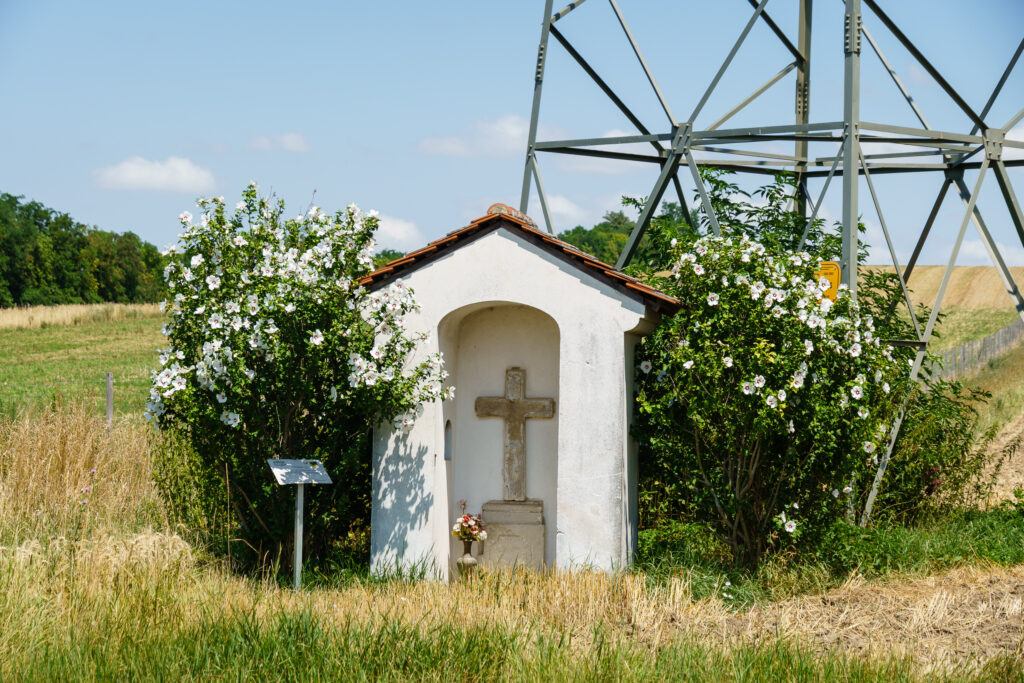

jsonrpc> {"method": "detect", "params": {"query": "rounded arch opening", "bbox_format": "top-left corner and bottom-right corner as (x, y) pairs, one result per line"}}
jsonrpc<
(437, 301), (560, 569)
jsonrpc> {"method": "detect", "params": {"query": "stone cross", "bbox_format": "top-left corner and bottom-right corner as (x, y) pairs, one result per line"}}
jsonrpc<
(475, 367), (555, 501)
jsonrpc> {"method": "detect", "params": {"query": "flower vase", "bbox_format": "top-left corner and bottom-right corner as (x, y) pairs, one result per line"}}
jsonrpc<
(456, 539), (477, 578)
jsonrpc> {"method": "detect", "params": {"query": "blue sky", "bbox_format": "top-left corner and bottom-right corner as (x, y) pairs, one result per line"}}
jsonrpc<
(1, 1), (1022, 266)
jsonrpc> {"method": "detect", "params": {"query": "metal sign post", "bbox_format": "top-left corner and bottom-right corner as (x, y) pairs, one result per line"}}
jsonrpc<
(294, 482), (304, 590)
(267, 459), (333, 589)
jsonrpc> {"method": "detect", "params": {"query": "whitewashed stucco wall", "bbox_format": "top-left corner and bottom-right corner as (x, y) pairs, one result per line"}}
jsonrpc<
(370, 227), (656, 578)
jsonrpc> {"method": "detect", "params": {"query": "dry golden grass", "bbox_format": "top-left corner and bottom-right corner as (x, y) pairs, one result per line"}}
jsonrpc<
(0, 405), (166, 538)
(2, 532), (1021, 676)
(864, 265), (1024, 310)
(0, 302), (162, 330)
(711, 564), (1024, 674)
(1, 406), (1023, 677)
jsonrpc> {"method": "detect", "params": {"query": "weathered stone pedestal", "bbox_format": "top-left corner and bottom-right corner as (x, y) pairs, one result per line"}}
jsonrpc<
(479, 499), (545, 570)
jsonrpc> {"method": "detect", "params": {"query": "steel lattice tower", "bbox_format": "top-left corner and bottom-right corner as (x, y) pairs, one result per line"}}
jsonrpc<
(518, 0), (1024, 519)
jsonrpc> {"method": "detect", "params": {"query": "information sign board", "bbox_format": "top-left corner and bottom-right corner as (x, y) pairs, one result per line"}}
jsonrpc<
(266, 459), (333, 590)
(267, 459), (332, 485)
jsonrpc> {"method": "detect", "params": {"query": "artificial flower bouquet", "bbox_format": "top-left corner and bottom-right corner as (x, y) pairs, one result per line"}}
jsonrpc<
(451, 513), (487, 542)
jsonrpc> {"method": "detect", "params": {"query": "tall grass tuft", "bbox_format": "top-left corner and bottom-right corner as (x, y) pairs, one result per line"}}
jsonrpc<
(0, 403), (166, 543)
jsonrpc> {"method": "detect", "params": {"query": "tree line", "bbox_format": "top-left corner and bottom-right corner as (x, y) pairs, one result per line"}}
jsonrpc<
(0, 193), (166, 307)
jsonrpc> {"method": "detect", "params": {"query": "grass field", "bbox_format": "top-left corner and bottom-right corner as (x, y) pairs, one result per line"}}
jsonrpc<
(1, 407), (1023, 680)
(0, 304), (163, 416)
(2, 303), (1024, 677)
(970, 339), (1024, 435)
(923, 307), (1019, 351)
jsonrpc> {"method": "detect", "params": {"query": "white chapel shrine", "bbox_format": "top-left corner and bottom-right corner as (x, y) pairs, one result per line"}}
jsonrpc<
(364, 204), (678, 579)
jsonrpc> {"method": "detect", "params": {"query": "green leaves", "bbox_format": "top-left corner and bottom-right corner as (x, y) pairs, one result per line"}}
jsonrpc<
(636, 233), (909, 567)
(150, 185), (449, 571)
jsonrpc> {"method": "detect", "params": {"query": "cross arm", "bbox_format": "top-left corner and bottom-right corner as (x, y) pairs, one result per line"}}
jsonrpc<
(475, 397), (510, 418)
(520, 398), (556, 419)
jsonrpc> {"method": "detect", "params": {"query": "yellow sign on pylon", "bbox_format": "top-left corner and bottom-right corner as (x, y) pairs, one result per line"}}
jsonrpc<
(816, 261), (841, 301)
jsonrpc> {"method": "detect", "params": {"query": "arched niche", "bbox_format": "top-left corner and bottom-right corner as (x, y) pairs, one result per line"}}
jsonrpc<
(437, 301), (560, 569)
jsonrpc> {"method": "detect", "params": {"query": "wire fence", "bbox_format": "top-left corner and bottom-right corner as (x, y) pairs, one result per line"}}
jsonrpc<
(934, 317), (1024, 380)
(0, 373), (151, 418)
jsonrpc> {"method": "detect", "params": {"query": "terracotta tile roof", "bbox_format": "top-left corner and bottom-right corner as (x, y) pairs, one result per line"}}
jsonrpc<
(360, 204), (680, 313)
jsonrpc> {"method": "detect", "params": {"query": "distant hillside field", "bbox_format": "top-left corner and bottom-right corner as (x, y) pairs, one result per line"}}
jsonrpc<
(0, 303), (163, 416)
(864, 266), (1024, 350)
(863, 265), (1024, 310)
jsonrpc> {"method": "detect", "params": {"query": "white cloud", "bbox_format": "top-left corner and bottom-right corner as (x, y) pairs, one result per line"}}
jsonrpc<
(527, 190), (627, 231)
(544, 194), (589, 225)
(419, 116), (655, 177)
(861, 218), (888, 264)
(245, 132), (310, 153)
(247, 135), (273, 151)
(277, 132), (309, 152)
(960, 239), (1024, 266)
(552, 128), (654, 176)
(92, 156), (215, 193)
(527, 194), (590, 227)
(1004, 123), (1024, 161)
(418, 114), (576, 159)
(375, 214), (424, 251)
(418, 114), (530, 158)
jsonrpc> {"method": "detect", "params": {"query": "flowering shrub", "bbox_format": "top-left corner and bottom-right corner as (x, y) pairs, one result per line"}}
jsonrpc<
(451, 513), (487, 543)
(636, 233), (910, 566)
(149, 183), (450, 569)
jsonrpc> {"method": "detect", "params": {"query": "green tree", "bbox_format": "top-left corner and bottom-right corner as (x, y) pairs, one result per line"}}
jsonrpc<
(636, 234), (909, 566)
(634, 170), (1006, 565)
(373, 248), (404, 268)
(558, 210), (633, 264)
(557, 202), (700, 271)
(0, 192), (168, 306)
(150, 184), (450, 571)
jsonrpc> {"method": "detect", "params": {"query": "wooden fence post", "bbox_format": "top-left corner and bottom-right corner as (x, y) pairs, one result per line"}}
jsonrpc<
(105, 372), (113, 427)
